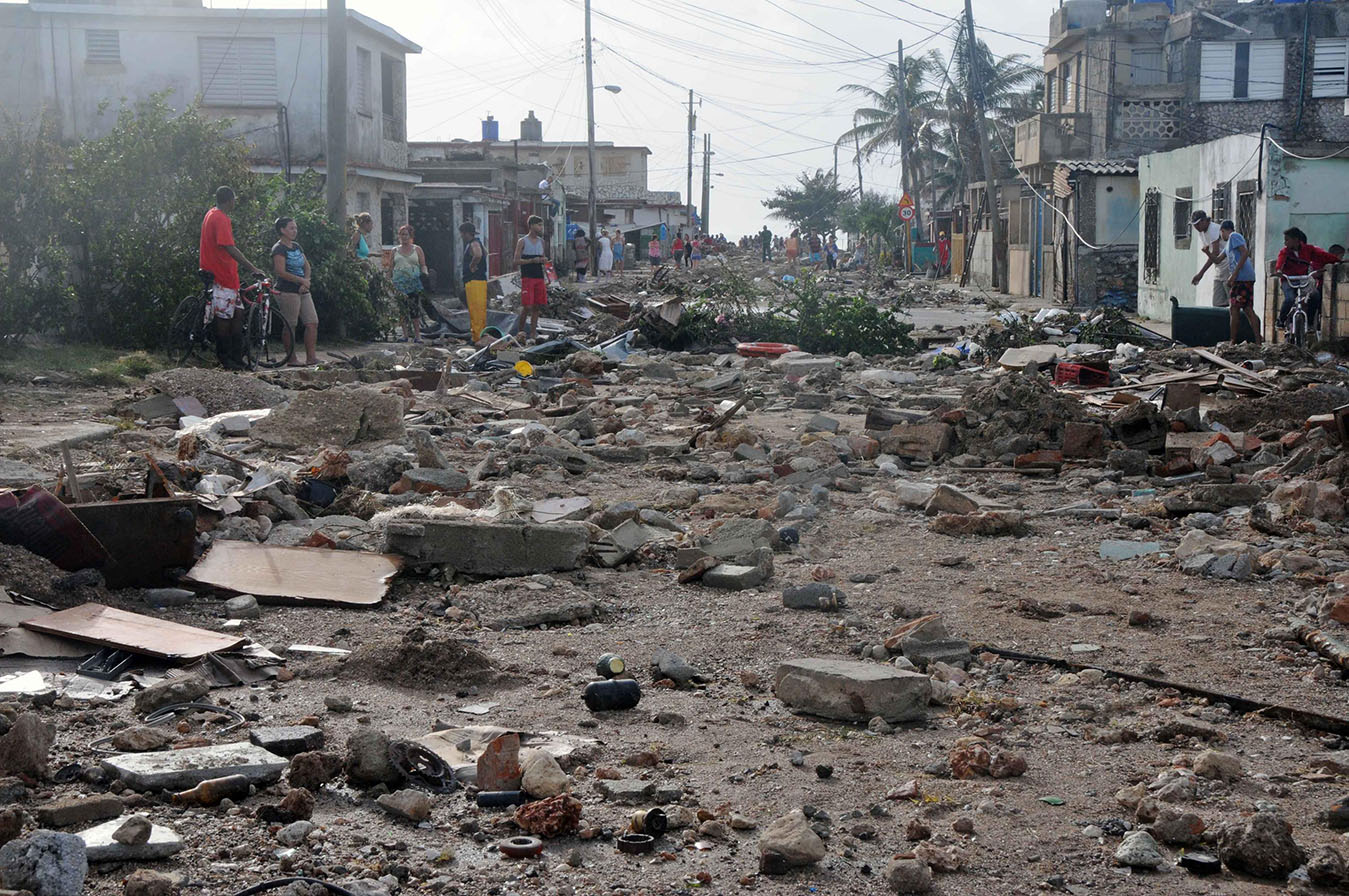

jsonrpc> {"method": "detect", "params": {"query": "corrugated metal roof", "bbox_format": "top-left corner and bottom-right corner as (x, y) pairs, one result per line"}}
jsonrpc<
(1057, 159), (1139, 175)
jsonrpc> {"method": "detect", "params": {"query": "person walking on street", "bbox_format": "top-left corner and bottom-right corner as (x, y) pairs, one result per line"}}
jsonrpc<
(459, 221), (488, 342)
(1220, 219), (1262, 345)
(690, 235), (703, 269)
(598, 229), (614, 278)
(199, 185), (263, 370)
(391, 224), (428, 343)
(671, 233), (685, 269)
(785, 230), (800, 268)
(760, 226), (772, 262)
(648, 235), (662, 267)
(1190, 210), (1231, 308)
(807, 232), (823, 271)
(515, 215), (548, 342)
(572, 229), (589, 282)
(826, 235), (839, 271)
(270, 216), (319, 366)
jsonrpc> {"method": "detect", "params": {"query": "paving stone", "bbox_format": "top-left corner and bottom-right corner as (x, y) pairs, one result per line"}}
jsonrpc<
(101, 743), (287, 792)
(384, 519), (590, 576)
(35, 795), (124, 828)
(595, 779), (656, 804)
(775, 658), (932, 724)
(248, 726), (324, 757)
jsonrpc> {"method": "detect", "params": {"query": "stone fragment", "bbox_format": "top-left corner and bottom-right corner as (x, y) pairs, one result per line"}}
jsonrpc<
(595, 779), (655, 804)
(391, 468), (470, 495)
(224, 594), (261, 619)
(248, 726), (325, 758)
(344, 729), (401, 787)
(35, 795), (124, 828)
(108, 726), (174, 753)
(949, 737), (1027, 779)
(520, 750), (569, 799)
(383, 520), (589, 577)
(477, 733), (522, 792)
(1148, 809), (1205, 846)
(883, 857), (933, 893)
(123, 869), (177, 896)
(253, 386), (404, 448)
(1307, 845), (1349, 889)
(924, 484), (979, 516)
(289, 751), (343, 791)
(0, 713), (55, 779)
(377, 789), (431, 823)
(111, 815), (152, 846)
(103, 743), (286, 792)
(275, 820), (314, 847)
(133, 674), (210, 715)
(757, 809), (826, 871)
(1192, 749), (1242, 782)
(702, 546), (774, 590)
(1218, 812), (1306, 879)
(0, 829), (87, 895)
(774, 658), (931, 723)
(1114, 830), (1164, 869)
(929, 511), (1028, 537)
(1062, 422), (1105, 458)
(514, 793), (583, 838)
(880, 423), (954, 462)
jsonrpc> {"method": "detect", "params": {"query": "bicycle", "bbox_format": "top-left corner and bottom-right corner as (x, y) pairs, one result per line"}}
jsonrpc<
(1279, 273), (1318, 348)
(166, 271), (294, 368)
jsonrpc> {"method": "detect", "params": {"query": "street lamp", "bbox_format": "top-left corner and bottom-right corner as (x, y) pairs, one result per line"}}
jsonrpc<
(600, 85), (622, 94)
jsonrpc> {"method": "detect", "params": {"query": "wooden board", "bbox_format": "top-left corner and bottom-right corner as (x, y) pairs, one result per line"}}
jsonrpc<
(20, 603), (244, 661)
(184, 540), (401, 607)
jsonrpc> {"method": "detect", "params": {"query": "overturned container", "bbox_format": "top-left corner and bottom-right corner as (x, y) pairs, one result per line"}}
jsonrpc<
(582, 678), (641, 712)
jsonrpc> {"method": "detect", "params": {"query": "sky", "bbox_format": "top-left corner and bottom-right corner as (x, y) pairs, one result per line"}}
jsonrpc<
(207, 0), (1057, 237)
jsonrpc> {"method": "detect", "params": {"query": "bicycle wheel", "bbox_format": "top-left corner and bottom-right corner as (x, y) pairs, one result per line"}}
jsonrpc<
(1293, 312), (1306, 348)
(167, 294), (205, 365)
(246, 301), (294, 369)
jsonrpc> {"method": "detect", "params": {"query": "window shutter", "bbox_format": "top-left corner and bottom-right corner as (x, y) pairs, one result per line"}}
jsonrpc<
(1312, 37), (1349, 99)
(200, 37), (276, 106)
(357, 48), (372, 113)
(1131, 49), (1164, 86)
(85, 30), (120, 64)
(1200, 42), (1235, 101)
(1246, 40), (1284, 100)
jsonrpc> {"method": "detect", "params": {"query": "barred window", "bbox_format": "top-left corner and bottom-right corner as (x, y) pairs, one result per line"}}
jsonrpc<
(1143, 191), (1161, 284)
(1173, 187), (1192, 244)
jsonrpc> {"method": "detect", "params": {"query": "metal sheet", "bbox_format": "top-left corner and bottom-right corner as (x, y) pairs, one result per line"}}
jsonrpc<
(69, 498), (197, 587)
(21, 603), (244, 661)
(184, 540), (401, 607)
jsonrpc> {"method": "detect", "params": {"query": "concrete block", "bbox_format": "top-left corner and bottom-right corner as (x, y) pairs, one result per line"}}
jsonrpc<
(101, 743), (287, 792)
(78, 818), (182, 862)
(879, 423), (953, 461)
(1062, 422), (1105, 459)
(35, 795), (124, 828)
(774, 658), (932, 723)
(383, 519), (590, 577)
(806, 414), (840, 434)
(596, 779), (656, 804)
(248, 726), (325, 757)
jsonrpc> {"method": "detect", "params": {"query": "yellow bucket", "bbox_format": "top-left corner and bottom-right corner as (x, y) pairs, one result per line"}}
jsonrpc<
(514, 360), (534, 377)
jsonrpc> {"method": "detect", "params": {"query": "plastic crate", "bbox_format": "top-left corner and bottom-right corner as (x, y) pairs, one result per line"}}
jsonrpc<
(1053, 362), (1110, 386)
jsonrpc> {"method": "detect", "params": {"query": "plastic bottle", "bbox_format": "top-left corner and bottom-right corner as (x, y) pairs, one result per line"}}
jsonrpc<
(582, 679), (641, 711)
(595, 654), (626, 678)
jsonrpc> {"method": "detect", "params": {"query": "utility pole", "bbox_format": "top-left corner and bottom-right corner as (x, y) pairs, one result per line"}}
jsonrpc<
(964, 0), (1002, 292)
(833, 143), (838, 182)
(853, 130), (864, 197)
(325, 0), (347, 223)
(701, 134), (711, 235)
(584, 0), (598, 273)
(896, 39), (912, 270)
(686, 89), (695, 234)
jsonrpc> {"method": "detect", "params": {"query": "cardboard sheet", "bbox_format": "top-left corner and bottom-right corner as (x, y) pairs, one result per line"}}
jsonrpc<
(21, 603), (244, 661)
(183, 541), (401, 607)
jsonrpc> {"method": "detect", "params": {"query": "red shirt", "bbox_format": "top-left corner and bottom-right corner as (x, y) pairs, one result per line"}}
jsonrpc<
(1275, 243), (1341, 278)
(672, 238), (684, 253)
(200, 207), (239, 290)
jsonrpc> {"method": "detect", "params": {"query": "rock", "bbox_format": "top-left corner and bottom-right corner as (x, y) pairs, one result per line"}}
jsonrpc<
(924, 484), (979, 516)
(123, 869), (176, 896)
(948, 737), (1027, 779)
(377, 789), (431, 823)
(344, 729), (401, 787)
(1115, 830), (1165, 869)
(109, 726), (173, 753)
(392, 468), (471, 495)
(1193, 749), (1242, 782)
(1107, 449), (1149, 477)
(696, 518), (781, 564)
(383, 519), (590, 577)
(0, 806), (22, 845)
(324, 695), (354, 713)
(248, 726), (325, 758)
(891, 481), (938, 508)
(880, 423), (954, 462)
(651, 649), (706, 686)
(289, 751), (342, 791)
(1149, 809), (1205, 846)
(0, 830), (88, 895)
(276, 820), (315, 847)
(595, 779), (655, 805)
(253, 386), (405, 448)
(513, 793), (583, 838)
(757, 809), (826, 871)
(1218, 812), (1306, 879)
(0, 713), (55, 779)
(111, 815), (152, 846)
(929, 510), (1029, 537)
(103, 743), (286, 792)
(782, 583), (847, 611)
(775, 658), (931, 723)
(521, 750), (569, 799)
(224, 594), (261, 619)
(701, 547), (774, 590)
(476, 733), (522, 792)
(1307, 845), (1349, 888)
(133, 673), (210, 715)
(346, 454), (410, 492)
(914, 841), (964, 872)
(35, 795), (124, 828)
(883, 857), (934, 893)
(409, 429), (449, 469)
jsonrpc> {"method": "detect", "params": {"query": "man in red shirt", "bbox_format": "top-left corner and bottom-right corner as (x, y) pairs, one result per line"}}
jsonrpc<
(199, 186), (263, 369)
(1273, 227), (1343, 329)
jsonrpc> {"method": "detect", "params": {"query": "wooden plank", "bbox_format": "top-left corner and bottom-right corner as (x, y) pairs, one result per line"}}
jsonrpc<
(21, 603), (244, 661)
(184, 540), (401, 607)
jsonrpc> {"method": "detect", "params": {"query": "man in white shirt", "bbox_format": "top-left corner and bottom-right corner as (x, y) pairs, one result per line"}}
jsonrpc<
(1189, 210), (1230, 308)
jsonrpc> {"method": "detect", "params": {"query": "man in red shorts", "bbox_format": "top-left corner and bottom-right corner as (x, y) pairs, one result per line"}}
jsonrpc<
(514, 215), (548, 342)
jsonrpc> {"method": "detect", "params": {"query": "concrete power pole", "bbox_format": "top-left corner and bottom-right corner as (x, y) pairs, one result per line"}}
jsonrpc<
(325, 0), (347, 223)
(584, 0), (598, 272)
(964, 0), (1003, 292)
(701, 134), (711, 234)
(686, 90), (695, 234)
(853, 130), (864, 197)
(896, 39), (912, 269)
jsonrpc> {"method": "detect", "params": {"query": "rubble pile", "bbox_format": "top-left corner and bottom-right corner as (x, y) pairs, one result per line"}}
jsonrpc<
(4, 257), (1349, 893)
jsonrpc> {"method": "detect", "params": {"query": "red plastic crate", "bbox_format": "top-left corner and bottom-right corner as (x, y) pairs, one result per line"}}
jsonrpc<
(1053, 362), (1110, 386)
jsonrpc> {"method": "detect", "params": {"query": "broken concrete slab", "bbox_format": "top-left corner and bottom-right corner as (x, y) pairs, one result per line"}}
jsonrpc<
(805, 414), (840, 434)
(879, 423), (953, 462)
(596, 779), (656, 804)
(78, 818), (182, 862)
(997, 344), (1060, 370)
(1099, 540), (1161, 561)
(0, 458), (46, 488)
(591, 519), (660, 568)
(0, 422), (118, 452)
(771, 352), (840, 377)
(35, 795), (124, 828)
(248, 726), (324, 757)
(774, 658), (932, 723)
(391, 468), (470, 495)
(384, 519), (590, 577)
(186, 541), (402, 607)
(252, 386), (405, 448)
(101, 743), (287, 792)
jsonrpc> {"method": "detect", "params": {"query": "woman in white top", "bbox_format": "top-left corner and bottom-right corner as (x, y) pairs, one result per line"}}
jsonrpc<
(597, 230), (614, 277)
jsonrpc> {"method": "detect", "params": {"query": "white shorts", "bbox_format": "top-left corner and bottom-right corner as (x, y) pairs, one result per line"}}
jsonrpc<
(211, 285), (241, 320)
